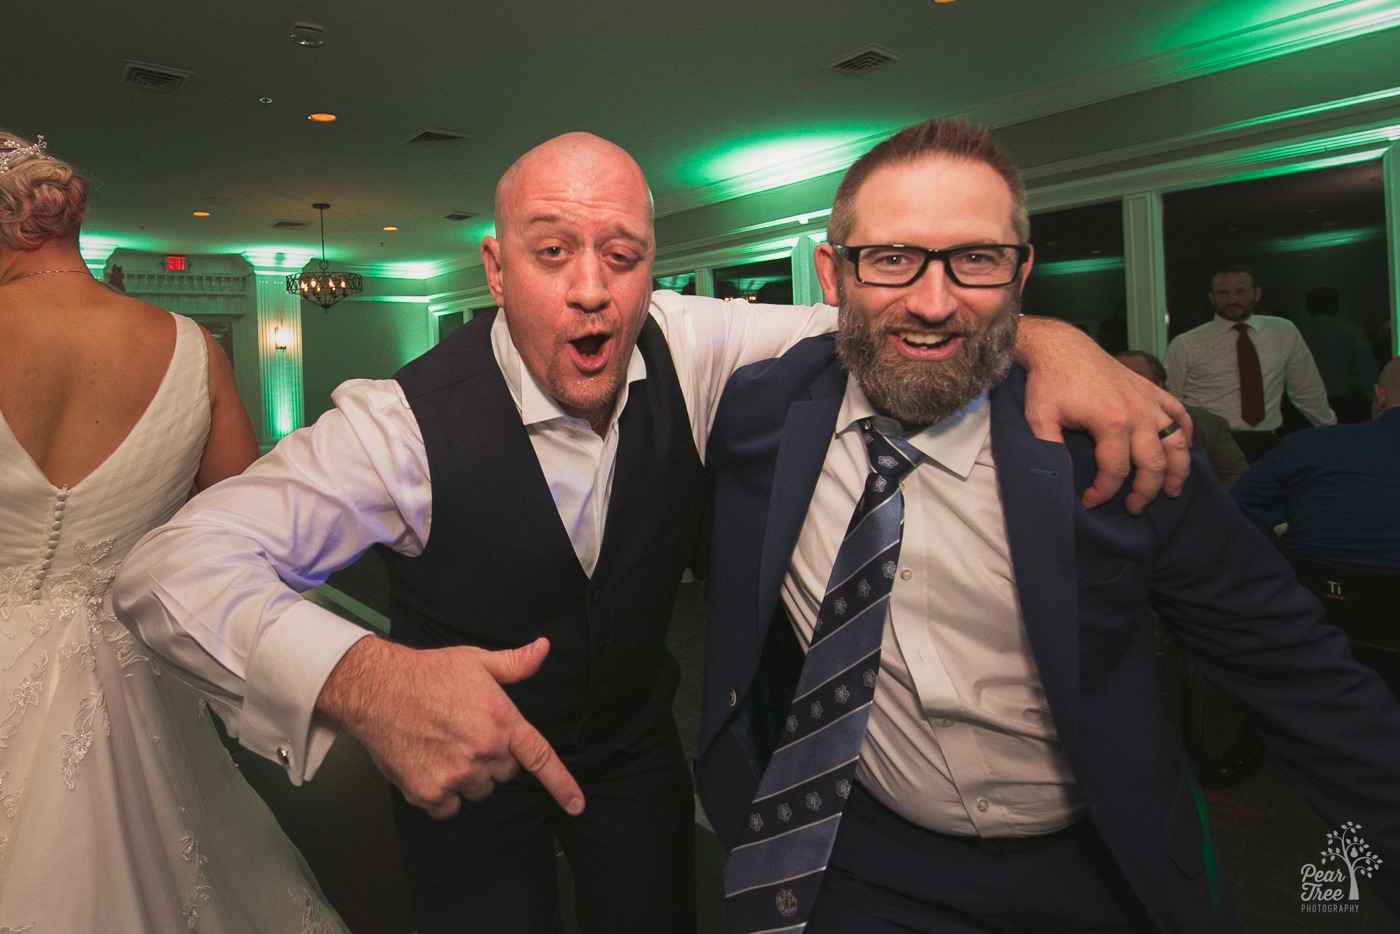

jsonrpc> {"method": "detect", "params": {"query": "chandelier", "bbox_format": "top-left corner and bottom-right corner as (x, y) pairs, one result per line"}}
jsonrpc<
(286, 202), (362, 310)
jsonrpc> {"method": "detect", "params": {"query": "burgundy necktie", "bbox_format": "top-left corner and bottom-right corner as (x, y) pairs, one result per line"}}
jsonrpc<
(1234, 323), (1265, 427)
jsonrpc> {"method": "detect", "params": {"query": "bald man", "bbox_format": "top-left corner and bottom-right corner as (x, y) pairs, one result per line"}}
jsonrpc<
(1233, 357), (1400, 568)
(115, 132), (1187, 933)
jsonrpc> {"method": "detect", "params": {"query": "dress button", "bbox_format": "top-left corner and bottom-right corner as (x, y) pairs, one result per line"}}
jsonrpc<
(44, 548), (55, 559)
(977, 797), (990, 812)
(277, 745), (291, 766)
(900, 568), (913, 581)
(940, 718), (954, 727)
(728, 689), (738, 707)
(51, 521), (63, 532)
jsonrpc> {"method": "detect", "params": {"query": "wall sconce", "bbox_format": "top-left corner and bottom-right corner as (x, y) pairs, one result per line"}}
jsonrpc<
(273, 326), (290, 352)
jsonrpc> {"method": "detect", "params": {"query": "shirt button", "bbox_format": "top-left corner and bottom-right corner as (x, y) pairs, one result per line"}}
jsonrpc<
(900, 568), (913, 581)
(277, 745), (291, 767)
(728, 689), (738, 707)
(977, 797), (990, 812)
(940, 718), (954, 727)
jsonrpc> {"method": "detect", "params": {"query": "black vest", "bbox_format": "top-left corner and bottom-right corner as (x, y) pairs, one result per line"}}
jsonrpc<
(381, 310), (709, 754)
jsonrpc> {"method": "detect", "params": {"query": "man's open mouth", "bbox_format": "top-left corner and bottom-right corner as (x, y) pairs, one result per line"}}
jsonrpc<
(899, 331), (955, 350)
(569, 333), (612, 372)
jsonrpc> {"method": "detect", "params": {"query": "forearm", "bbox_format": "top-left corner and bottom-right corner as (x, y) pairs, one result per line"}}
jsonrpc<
(1286, 346), (1338, 426)
(1011, 314), (1080, 373)
(116, 379), (430, 778)
(115, 509), (374, 781)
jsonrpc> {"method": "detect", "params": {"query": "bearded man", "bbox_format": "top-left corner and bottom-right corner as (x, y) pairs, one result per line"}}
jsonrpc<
(697, 118), (1400, 933)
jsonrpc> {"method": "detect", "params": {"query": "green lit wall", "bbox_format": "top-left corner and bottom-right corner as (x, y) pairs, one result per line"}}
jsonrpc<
(300, 293), (432, 424)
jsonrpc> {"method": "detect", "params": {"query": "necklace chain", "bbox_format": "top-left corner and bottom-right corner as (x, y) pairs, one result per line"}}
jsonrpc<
(2, 269), (91, 285)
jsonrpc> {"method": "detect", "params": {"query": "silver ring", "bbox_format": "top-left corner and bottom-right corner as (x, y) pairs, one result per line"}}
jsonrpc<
(1157, 422), (1181, 440)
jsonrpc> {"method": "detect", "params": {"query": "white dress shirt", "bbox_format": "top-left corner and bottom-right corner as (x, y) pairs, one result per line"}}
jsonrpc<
(782, 381), (1084, 837)
(114, 292), (835, 782)
(1163, 314), (1336, 431)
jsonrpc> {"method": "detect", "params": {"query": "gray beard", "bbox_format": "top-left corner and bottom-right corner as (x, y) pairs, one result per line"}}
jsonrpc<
(835, 295), (1020, 428)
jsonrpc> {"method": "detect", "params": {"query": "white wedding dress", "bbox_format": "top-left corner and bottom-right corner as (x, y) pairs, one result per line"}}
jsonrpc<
(0, 314), (347, 933)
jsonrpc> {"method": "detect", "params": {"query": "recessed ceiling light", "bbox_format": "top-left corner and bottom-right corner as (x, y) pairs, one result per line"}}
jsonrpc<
(192, 211), (211, 217)
(383, 226), (398, 232)
(308, 113), (337, 123)
(290, 23), (325, 47)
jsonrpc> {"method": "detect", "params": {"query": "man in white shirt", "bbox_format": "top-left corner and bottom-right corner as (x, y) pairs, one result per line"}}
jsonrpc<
(114, 132), (1188, 934)
(1164, 265), (1335, 461)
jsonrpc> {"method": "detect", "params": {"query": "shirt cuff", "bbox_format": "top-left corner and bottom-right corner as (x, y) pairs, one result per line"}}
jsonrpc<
(241, 599), (374, 784)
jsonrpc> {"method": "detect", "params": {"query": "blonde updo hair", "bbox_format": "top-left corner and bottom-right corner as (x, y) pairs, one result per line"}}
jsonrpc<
(0, 131), (89, 251)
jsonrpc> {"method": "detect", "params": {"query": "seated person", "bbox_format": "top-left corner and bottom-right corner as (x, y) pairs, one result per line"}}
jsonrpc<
(1232, 357), (1400, 568)
(1117, 350), (1248, 488)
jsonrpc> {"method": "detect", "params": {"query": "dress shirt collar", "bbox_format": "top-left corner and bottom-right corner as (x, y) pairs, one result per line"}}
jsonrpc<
(1210, 313), (1254, 333)
(835, 377), (991, 481)
(489, 309), (649, 429)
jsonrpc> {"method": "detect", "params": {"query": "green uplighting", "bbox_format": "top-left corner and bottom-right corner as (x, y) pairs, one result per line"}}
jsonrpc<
(79, 230), (161, 262)
(242, 247), (318, 276)
(682, 127), (893, 197)
(1225, 146), (1390, 184)
(1162, 0), (1400, 67)
(1215, 89), (1400, 136)
(363, 260), (454, 280)
(1256, 225), (1385, 254)
(271, 394), (298, 440)
(1033, 257), (1126, 277)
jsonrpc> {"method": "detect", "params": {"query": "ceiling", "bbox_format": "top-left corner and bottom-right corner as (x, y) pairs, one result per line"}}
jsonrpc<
(5, 0), (1389, 279)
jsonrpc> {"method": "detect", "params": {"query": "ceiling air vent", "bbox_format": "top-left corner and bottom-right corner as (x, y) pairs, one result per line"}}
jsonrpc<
(404, 129), (473, 150)
(119, 60), (193, 93)
(443, 211), (477, 222)
(824, 44), (902, 77)
(272, 220), (309, 230)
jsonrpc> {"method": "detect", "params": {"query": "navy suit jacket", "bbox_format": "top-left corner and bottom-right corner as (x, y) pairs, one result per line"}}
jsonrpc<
(697, 335), (1400, 932)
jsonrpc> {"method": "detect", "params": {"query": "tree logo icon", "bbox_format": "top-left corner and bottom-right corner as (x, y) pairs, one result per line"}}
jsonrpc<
(1300, 821), (1383, 912)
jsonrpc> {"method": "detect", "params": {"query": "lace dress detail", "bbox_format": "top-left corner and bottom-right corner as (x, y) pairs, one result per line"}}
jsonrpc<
(0, 314), (347, 933)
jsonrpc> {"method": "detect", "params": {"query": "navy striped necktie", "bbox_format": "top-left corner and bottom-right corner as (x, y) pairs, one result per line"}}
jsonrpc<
(724, 418), (922, 933)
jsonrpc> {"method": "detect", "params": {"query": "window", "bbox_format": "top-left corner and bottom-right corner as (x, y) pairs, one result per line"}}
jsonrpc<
(713, 257), (792, 304)
(1023, 202), (1127, 351)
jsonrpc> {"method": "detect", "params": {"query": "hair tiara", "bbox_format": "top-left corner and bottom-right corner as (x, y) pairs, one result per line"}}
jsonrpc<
(0, 135), (52, 175)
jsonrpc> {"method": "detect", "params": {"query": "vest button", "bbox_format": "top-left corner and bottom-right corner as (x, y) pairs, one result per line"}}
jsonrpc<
(728, 689), (738, 707)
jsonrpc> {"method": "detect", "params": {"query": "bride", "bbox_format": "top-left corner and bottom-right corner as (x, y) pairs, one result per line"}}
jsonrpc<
(0, 131), (348, 932)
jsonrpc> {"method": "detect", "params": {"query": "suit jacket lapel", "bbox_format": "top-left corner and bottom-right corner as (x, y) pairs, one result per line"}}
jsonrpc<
(756, 362), (848, 622)
(989, 379), (1082, 761)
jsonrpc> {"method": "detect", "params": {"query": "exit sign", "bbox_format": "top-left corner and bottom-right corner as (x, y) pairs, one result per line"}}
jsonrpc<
(165, 255), (187, 271)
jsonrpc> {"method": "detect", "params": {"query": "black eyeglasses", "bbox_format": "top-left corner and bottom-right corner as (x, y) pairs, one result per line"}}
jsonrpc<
(833, 243), (1030, 288)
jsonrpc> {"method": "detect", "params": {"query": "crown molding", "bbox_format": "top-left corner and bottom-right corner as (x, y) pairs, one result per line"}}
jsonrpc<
(654, 0), (1400, 220)
(1026, 120), (1396, 214)
(959, 0), (1400, 130)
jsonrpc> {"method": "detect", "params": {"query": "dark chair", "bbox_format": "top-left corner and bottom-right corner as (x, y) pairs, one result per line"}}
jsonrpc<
(1285, 553), (1400, 693)
(1154, 616), (1264, 788)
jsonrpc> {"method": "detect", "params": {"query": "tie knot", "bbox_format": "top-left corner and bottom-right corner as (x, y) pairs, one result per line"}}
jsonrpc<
(1233, 323), (1250, 335)
(860, 418), (922, 480)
